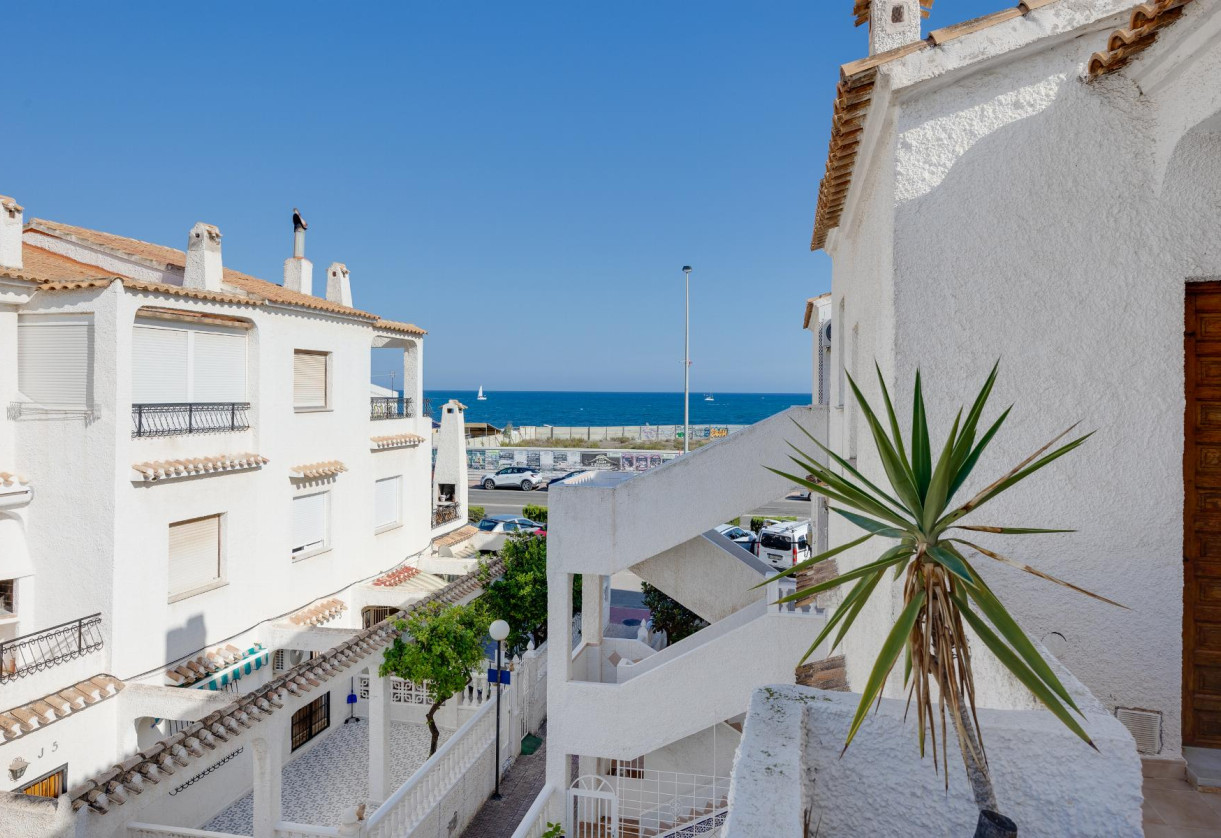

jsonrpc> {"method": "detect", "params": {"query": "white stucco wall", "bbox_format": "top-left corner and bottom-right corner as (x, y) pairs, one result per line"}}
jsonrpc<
(823, 0), (1221, 759)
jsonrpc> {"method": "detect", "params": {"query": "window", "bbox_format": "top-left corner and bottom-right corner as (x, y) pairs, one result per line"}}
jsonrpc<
(18, 315), (93, 407)
(362, 605), (398, 629)
(608, 757), (644, 779)
(291, 693), (330, 750)
(374, 476), (401, 531)
(292, 492), (329, 556)
(760, 532), (793, 551)
(293, 350), (329, 410)
(0, 579), (13, 617)
(168, 515), (223, 599)
(21, 766), (67, 799)
(132, 320), (247, 404)
(477, 519), (498, 532)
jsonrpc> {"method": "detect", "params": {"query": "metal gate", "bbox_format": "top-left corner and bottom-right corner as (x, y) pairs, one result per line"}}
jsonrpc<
(567, 775), (617, 837)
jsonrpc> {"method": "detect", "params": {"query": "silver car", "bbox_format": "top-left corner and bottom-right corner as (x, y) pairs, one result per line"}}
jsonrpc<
(480, 466), (542, 491)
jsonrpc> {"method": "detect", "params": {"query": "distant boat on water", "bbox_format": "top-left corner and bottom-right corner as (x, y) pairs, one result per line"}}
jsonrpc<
(704, 393), (714, 402)
(477, 386), (487, 401)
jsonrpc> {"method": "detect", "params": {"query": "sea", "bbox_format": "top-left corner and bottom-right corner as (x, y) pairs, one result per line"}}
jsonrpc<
(422, 390), (807, 428)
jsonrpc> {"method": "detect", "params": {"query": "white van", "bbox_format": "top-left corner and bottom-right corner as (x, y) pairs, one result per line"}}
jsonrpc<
(757, 520), (813, 571)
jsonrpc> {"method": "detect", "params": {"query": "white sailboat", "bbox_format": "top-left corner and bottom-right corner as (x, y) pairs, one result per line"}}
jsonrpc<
(477, 386), (487, 401)
(704, 393), (714, 402)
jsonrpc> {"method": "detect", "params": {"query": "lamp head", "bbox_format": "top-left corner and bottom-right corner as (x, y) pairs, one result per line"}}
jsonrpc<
(490, 619), (511, 642)
(682, 266), (692, 274)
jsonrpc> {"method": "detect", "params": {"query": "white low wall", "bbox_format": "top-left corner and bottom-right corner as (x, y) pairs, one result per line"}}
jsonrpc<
(725, 683), (1142, 838)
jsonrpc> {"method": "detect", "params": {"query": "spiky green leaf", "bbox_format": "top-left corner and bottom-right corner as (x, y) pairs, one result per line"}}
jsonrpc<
(844, 590), (927, 752)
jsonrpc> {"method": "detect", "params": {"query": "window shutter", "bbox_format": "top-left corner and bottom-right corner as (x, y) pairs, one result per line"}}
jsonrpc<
(18, 317), (93, 406)
(132, 325), (189, 404)
(168, 516), (221, 596)
(194, 331), (247, 402)
(293, 351), (327, 408)
(374, 477), (400, 529)
(292, 492), (328, 554)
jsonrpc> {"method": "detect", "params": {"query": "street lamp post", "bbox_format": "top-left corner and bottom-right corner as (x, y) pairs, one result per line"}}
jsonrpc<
(489, 619), (510, 800)
(682, 266), (692, 454)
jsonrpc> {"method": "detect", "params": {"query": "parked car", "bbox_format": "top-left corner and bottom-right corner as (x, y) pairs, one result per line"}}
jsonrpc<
(473, 515), (545, 553)
(547, 469), (588, 488)
(714, 523), (759, 553)
(757, 520), (813, 571)
(480, 467), (542, 491)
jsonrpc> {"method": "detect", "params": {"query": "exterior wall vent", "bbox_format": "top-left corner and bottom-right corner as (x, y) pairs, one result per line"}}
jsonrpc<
(1115, 707), (1162, 754)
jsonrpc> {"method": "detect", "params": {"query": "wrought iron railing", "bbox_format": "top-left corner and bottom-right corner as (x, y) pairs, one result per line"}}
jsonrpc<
(132, 403), (251, 437)
(432, 505), (461, 528)
(371, 396), (414, 420)
(0, 613), (104, 682)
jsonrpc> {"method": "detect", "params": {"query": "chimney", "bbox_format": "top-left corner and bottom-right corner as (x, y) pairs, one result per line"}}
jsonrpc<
(284, 206), (313, 295)
(326, 262), (352, 308)
(184, 222), (223, 291)
(0, 195), (23, 272)
(869, 0), (923, 55)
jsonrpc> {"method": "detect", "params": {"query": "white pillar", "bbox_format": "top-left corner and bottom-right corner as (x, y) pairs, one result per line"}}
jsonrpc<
(252, 734), (282, 838)
(368, 673), (393, 807)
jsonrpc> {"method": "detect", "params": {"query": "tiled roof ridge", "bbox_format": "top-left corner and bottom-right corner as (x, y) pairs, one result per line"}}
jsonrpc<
(68, 558), (504, 814)
(0, 675), (124, 744)
(434, 524), (479, 549)
(25, 219), (426, 329)
(853, 0), (934, 27)
(370, 432), (426, 449)
(1088, 0), (1196, 76)
(289, 460), (348, 480)
(810, 1), (1076, 251)
(0, 471), (29, 488)
(372, 565), (422, 587)
(132, 453), (269, 482)
(288, 598), (347, 627)
(165, 643), (265, 687)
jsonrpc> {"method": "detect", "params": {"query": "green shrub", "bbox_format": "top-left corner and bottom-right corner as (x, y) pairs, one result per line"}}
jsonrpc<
(641, 582), (707, 643)
(468, 505), (485, 523)
(522, 504), (548, 525)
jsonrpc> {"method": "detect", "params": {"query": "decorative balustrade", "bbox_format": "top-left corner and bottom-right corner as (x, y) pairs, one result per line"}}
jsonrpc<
(365, 697), (497, 838)
(128, 824), (244, 838)
(0, 613), (103, 682)
(509, 784), (560, 838)
(370, 396), (413, 420)
(274, 823), (341, 838)
(132, 402), (251, 437)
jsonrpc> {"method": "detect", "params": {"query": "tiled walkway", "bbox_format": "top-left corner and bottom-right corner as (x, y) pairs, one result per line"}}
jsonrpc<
(1142, 776), (1221, 836)
(460, 724), (548, 838)
(204, 720), (452, 833)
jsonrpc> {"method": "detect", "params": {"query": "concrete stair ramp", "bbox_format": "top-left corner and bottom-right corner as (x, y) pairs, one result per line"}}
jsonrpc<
(631, 529), (774, 623)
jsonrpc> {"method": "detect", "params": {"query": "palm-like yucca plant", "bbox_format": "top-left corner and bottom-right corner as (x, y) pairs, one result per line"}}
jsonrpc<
(769, 362), (1123, 823)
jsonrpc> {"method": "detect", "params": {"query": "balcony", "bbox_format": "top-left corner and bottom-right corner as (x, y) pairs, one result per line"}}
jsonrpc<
(432, 504), (461, 528)
(371, 395), (414, 420)
(132, 402), (251, 437)
(0, 613), (103, 682)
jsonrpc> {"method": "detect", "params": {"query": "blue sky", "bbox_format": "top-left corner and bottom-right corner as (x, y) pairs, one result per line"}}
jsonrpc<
(5, 1), (1001, 393)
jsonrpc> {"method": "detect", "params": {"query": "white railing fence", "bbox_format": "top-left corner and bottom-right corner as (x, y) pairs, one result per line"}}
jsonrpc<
(128, 825), (245, 838)
(509, 783), (561, 838)
(275, 822), (341, 838)
(614, 770), (731, 838)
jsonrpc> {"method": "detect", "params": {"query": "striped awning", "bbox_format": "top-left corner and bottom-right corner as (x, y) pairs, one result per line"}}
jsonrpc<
(197, 646), (270, 691)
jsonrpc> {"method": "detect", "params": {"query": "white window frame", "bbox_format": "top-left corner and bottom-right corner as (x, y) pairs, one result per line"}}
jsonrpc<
(167, 514), (225, 603)
(373, 476), (402, 533)
(132, 319), (247, 404)
(292, 491), (331, 560)
(293, 350), (331, 412)
(17, 314), (94, 408)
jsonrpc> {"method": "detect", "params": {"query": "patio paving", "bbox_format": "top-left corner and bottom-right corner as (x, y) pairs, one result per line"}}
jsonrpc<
(460, 723), (548, 838)
(203, 720), (452, 832)
(1142, 776), (1221, 837)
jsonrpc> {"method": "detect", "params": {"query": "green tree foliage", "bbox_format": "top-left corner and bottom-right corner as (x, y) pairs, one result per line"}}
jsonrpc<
(379, 601), (490, 755)
(468, 505), (485, 524)
(522, 504), (548, 525)
(478, 534), (548, 653)
(641, 581), (707, 643)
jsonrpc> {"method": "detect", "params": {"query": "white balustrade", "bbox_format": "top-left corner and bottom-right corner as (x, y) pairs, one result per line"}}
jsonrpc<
(274, 823), (341, 838)
(509, 783), (560, 838)
(128, 825), (245, 838)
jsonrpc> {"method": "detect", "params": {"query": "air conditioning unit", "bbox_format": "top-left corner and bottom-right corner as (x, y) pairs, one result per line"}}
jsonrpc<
(1115, 707), (1162, 754)
(819, 319), (833, 349)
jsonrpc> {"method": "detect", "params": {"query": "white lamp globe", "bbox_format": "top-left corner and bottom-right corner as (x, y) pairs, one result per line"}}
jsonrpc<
(489, 620), (511, 642)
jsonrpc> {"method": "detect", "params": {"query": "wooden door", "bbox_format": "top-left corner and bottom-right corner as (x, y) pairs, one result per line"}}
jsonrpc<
(1184, 283), (1221, 746)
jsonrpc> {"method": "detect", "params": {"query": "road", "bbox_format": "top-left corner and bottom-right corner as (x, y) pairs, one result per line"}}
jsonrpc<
(468, 485), (812, 520)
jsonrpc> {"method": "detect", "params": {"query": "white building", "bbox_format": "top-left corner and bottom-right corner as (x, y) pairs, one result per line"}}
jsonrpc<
(529, 1), (1221, 835)
(0, 196), (487, 836)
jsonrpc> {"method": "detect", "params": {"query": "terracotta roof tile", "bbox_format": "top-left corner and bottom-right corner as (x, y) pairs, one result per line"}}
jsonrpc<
(373, 565), (421, 587)
(290, 460), (347, 480)
(0, 471), (28, 488)
(1088, 0), (1195, 77)
(24, 219), (426, 327)
(374, 318), (427, 337)
(18, 243), (121, 281)
(371, 433), (425, 449)
(802, 293), (831, 330)
(853, 0), (934, 27)
(132, 453), (268, 482)
(434, 524), (478, 549)
(288, 598), (347, 627)
(0, 674), (124, 744)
